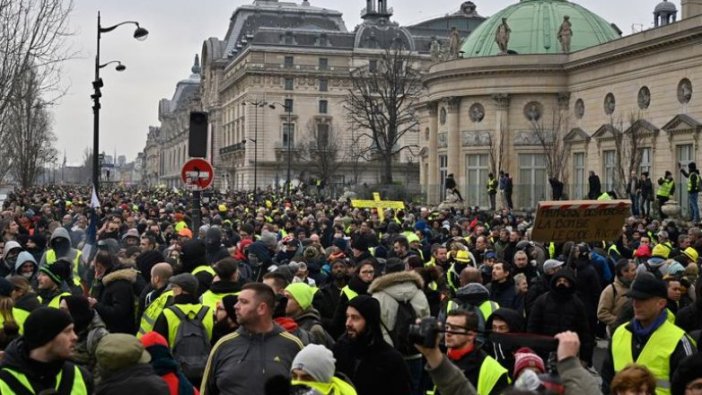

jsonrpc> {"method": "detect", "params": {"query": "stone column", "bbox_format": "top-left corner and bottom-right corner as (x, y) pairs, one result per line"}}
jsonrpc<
(446, 97), (461, 179)
(427, 102), (440, 204)
(492, 94), (511, 172)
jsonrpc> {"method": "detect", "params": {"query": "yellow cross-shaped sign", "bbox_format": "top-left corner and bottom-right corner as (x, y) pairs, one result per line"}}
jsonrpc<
(351, 192), (405, 221)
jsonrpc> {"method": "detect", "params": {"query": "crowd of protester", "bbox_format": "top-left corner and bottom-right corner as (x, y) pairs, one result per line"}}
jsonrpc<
(0, 184), (701, 395)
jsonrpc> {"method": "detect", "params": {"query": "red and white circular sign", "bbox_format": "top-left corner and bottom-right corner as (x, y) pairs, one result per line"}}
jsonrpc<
(181, 158), (214, 190)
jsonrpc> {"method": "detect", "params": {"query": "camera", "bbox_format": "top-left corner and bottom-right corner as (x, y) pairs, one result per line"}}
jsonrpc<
(408, 317), (444, 348)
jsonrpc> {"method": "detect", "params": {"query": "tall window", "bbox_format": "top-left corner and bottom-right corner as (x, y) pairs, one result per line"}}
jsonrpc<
(283, 123), (295, 148)
(439, 155), (448, 201)
(284, 99), (294, 113)
(317, 124), (330, 148)
(319, 78), (328, 92)
(677, 144), (694, 216)
(603, 150), (616, 191)
(466, 154), (489, 207)
(573, 152), (585, 199)
(284, 78), (294, 91)
(519, 154), (547, 208)
(284, 56), (294, 68)
(639, 147), (652, 174)
(319, 100), (328, 114)
(368, 59), (377, 73)
(319, 57), (328, 70)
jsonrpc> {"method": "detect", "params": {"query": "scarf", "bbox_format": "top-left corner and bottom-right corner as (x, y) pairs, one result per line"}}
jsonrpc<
(447, 343), (474, 361)
(632, 310), (668, 340)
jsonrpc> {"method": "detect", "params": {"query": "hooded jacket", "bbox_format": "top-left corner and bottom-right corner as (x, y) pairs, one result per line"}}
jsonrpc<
(294, 307), (334, 348)
(181, 240), (213, 295)
(597, 276), (632, 333)
(369, 271), (431, 349)
(330, 274), (371, 339)
(39, 227), (79, 266)
(205, 228), (230, 265)
(333, 296), (411, 395)
(12, 251), (38, 287)
(93, 266), (138, 334)
(0, 337), (93, 394)
(526, 270), (593, 364)
(200, 324), (303, 395)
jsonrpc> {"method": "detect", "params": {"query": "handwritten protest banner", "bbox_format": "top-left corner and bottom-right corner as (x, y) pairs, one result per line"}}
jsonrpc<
(531, 200), (631, 243)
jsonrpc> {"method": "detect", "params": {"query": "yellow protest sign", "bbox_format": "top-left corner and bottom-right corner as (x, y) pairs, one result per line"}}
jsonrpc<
(531, 200), (631, 243)
(351, 192), (405, 221)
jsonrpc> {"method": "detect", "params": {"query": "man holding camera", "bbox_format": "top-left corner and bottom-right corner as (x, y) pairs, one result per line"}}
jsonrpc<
(435, 309), (509, 395)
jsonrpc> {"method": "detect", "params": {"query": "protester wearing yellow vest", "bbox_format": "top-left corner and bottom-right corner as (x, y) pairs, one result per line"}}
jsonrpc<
(153, 273), (213, 350)
(430, 309), (509, 395)
(40, 227), (83, 288)
(291, 344), (357, 395)
(680, 161), (701, 223)
(487, 173), (498, 211)
(0, 307), (92, 394)
(137, 263), (175, 338)
(200, 258), (241, 312)
(656, 171), (676, 219)
(36, 262), (72, 309)
(601, 275), (696, 395)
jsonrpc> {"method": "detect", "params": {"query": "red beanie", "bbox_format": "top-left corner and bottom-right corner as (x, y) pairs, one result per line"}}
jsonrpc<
(513, 347), (546, 378)
(140, 331), (169, 348)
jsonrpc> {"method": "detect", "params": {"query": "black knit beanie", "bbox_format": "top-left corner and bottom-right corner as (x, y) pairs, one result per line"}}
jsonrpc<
(24, 307), (73, 350)
(348, 295), (381, 332)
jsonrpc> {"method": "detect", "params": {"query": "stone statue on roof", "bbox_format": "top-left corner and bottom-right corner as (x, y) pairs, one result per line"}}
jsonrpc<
(558, 16), (573, 53)
(430, 37), (442, 62)
(448, 27), (462, 59)
(495, 18), (511, 54)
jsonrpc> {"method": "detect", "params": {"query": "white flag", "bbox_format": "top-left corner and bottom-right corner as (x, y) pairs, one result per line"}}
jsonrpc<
(90, 185), (101, 208)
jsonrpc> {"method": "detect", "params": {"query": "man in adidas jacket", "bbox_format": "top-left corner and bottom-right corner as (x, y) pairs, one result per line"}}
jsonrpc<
(200, 283), (303, 395)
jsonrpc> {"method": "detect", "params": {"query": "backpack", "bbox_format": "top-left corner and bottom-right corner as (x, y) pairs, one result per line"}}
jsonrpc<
(385, 300), (418, 356)
(169, 306), (211, 381)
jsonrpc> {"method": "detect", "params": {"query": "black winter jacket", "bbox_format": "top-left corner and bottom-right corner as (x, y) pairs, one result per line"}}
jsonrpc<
(93, 266), (138, 334)
(676, 301), (702, 333)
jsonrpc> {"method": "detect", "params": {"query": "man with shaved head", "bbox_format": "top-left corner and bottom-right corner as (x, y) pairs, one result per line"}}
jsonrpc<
(137, 262), (174, 337)
(460, 266), (482, 286)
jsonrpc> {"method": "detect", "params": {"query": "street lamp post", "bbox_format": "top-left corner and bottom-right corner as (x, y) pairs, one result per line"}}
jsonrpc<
(92, 12), (148, 198)
(242, 100), (268, 203)
(269, 102), (293, 197)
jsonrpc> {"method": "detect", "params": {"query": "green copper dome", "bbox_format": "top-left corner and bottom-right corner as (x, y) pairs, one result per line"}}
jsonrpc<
(461, 0), (620, 57)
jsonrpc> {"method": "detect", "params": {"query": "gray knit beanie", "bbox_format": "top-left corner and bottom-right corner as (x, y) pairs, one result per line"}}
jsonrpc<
(291, 344), (336, 382)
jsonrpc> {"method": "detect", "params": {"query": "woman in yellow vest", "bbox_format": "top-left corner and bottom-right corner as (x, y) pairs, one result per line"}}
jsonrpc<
(0, 278), (20, 348)
(291, 344), (357, 395)
(8, 275), (41, 335)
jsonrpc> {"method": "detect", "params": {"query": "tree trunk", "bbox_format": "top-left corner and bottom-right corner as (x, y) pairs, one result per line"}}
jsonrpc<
(382, 154), (393, 184)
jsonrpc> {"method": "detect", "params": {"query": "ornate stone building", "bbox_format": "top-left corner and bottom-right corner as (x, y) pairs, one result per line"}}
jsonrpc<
(157, 57), (203, 187)
(143, 126), (161, 186)
(419, 0), (702, 214)
(197, 0), (484, 191)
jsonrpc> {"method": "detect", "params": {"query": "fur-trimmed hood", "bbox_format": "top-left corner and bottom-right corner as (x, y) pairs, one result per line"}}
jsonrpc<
(368, 270), (424, 301)
(102, 267), (138, 286)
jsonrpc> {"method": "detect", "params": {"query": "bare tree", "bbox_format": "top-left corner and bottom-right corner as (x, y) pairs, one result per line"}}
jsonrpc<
(532, 111), (570, 182)
(82, 146), (94, 182)
(6, 67), (58, 187)
(487, 128), (506, 176)
(298, 119), (346, 188)
(612, 113), (646, 197)
(0, 0), (73, 183)
(344, 47), (422, 184)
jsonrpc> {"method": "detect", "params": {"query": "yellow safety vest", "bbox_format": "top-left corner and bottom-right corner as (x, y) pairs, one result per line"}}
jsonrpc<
(341, 286), (358, 301)
(477, 356), (509, 395)
(0, 365), (88, 395)
(161, 304), (214, 348)
(611, 319), (687, 395)
(192, 265), (216, 276)
(40, 291), (71, 309)
(597, 192), (612, 201)
(291, 377), (358, 395)
(427, 354), (508, 395)
(446, 300), (499, 322)
(688, 173), (700, 192)
(11, 307), (30, 335)
(200, 289), (240, 312)
(45, 250), (82, 286)
(487, 178), (498, 194)
(137, 290), (174, 338)
(657, 179), (675, 198)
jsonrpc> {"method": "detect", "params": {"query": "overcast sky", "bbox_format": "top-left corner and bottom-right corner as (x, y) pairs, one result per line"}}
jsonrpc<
(54, 0), (666, 165)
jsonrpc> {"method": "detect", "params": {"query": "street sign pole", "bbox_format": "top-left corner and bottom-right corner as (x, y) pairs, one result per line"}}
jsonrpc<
(192, 190), (201, 233)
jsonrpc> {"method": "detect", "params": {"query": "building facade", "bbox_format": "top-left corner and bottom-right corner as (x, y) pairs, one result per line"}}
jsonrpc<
(419, 0), (702, 214)
(196, 0), (484, 192)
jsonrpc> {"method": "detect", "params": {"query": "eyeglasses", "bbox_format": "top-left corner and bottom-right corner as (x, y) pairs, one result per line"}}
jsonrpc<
(444, 324), (469, 334)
